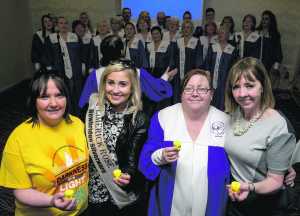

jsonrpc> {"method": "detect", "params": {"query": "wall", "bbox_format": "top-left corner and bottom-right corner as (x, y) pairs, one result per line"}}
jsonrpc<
(0, 0), (32, 91)
(204, 0), (300, 79)
(0, 0), (120, 91)
(29, 0), (121, 32)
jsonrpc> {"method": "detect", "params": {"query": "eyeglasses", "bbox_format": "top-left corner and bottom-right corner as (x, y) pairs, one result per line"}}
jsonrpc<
(183, 87), (211, 95)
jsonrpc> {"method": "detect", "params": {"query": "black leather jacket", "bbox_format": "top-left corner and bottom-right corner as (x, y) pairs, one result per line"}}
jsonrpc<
(115, 110), (149, 194)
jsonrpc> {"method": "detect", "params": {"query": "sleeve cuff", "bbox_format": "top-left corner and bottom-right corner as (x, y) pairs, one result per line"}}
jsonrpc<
(161, 73), (169, 81)
(34, 63), (41, 71)
(151, 148), (167, 165)
(273, 62), (280, 70)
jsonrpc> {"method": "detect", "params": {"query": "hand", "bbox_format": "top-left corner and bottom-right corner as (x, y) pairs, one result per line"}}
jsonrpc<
(51, 192), (77, 211)
(285, 167), (296, 187)
(113, 173), (131, 187)
(227, 182), (250, 202)
(164, 67), (178, 81)
(162, 147), (179, 163)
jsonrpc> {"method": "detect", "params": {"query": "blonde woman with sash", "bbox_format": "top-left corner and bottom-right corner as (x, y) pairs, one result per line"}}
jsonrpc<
(86, 61), (148, 215)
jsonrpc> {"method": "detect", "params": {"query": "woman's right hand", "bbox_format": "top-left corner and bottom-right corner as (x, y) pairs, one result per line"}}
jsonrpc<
(51, 192), (77, 211)
(161, 67), (178, 81)
(162, 147), (179, 163)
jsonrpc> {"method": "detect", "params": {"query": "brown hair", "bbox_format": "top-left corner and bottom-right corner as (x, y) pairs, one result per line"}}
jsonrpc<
(181, 69), (212, 95)
(225, 57), (274, 113)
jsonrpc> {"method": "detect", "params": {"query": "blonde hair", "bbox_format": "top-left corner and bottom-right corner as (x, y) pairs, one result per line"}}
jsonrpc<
(225, 57), (275, 113)
(98, 63), (142, 120)
(97, 19), (111, 33)
(181, 20), (194, 35)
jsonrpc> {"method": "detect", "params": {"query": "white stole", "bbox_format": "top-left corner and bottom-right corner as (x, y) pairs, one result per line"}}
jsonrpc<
(200, 35), (218, 60)
(147, 40), (169, 68)
(93, 35), (103, 66)
(59, 35), (73, 79)
(212, 43), (235, 89)
(177, 37), (198, 80)
(236, 31), (260, 58)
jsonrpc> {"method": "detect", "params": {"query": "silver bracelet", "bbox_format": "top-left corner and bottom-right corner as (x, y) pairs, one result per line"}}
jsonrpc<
(249, 182), (255, 192)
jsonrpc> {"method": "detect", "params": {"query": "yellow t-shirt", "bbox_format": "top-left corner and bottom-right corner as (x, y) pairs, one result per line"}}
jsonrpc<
(0, 115), (89, 216)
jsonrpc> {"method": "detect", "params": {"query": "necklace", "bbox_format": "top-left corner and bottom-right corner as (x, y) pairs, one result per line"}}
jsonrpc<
(233, 109), (264, 136)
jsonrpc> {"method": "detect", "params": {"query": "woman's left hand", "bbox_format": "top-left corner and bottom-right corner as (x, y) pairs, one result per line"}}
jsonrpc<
(113, 173), (131, 187)
(285, 167), (296, 187)
(227, 182), (250, 202)
(51, 192), (77, 211)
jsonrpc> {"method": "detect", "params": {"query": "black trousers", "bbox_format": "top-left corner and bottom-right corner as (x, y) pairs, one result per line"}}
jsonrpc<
(226, 190), (287, 216)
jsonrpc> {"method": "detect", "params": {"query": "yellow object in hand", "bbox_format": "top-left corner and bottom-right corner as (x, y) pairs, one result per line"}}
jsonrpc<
(173, 140), (182, 151)
(230, 181), (240, 193)
(64, 189), (74, 199)
(113, 169), (122, 179)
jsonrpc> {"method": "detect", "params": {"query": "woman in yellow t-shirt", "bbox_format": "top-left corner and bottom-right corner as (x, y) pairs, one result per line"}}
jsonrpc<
(0, 70), (89, 216)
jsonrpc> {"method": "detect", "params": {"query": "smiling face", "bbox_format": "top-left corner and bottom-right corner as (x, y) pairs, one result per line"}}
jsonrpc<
(206, 23), (216, 36)
(182, 21), (193, 37)
(36, 79), (67, 127)
(151, 28), (162, 42)
(138, 19), (149, 32)
(206, 11), (215, 23)
(222, 17), (233, 32)
(74, 23), (85, 38)
(243, 16), (254, 32)
(181, 74), (212, 112)
(125, 23), (136, 39)
(57, 17), (69, 33)
(98, 20), (110, 35)
(105, 70), (132, 112)
(261, 14), (270, 29)
(43, 16), (53, 31)
(232, 73), (263, 115)
(218, 27), (229, 43)
(169, 19), (179, 33)
(79, 13), (89, 26)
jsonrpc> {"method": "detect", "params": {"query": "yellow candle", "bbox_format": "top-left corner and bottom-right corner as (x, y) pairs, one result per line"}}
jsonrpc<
(231, 181), (240, 193)
(64, 189), (74, 199)
(113, 169), (122, 179)
(173, 140), (182, 151)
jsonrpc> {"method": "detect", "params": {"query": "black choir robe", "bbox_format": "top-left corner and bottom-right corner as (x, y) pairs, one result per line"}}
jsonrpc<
(173, 37), (203, 102)
(259, 32), (283, 71)
(31, 30), (50, 71)
(123, 36), (149, 68)
(235, 31), (261, 59)
(204, 42), (238, 110)
(44, 32), (84, 115)
(144, 39), (177, 114)
(146, 40), (176, 77)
